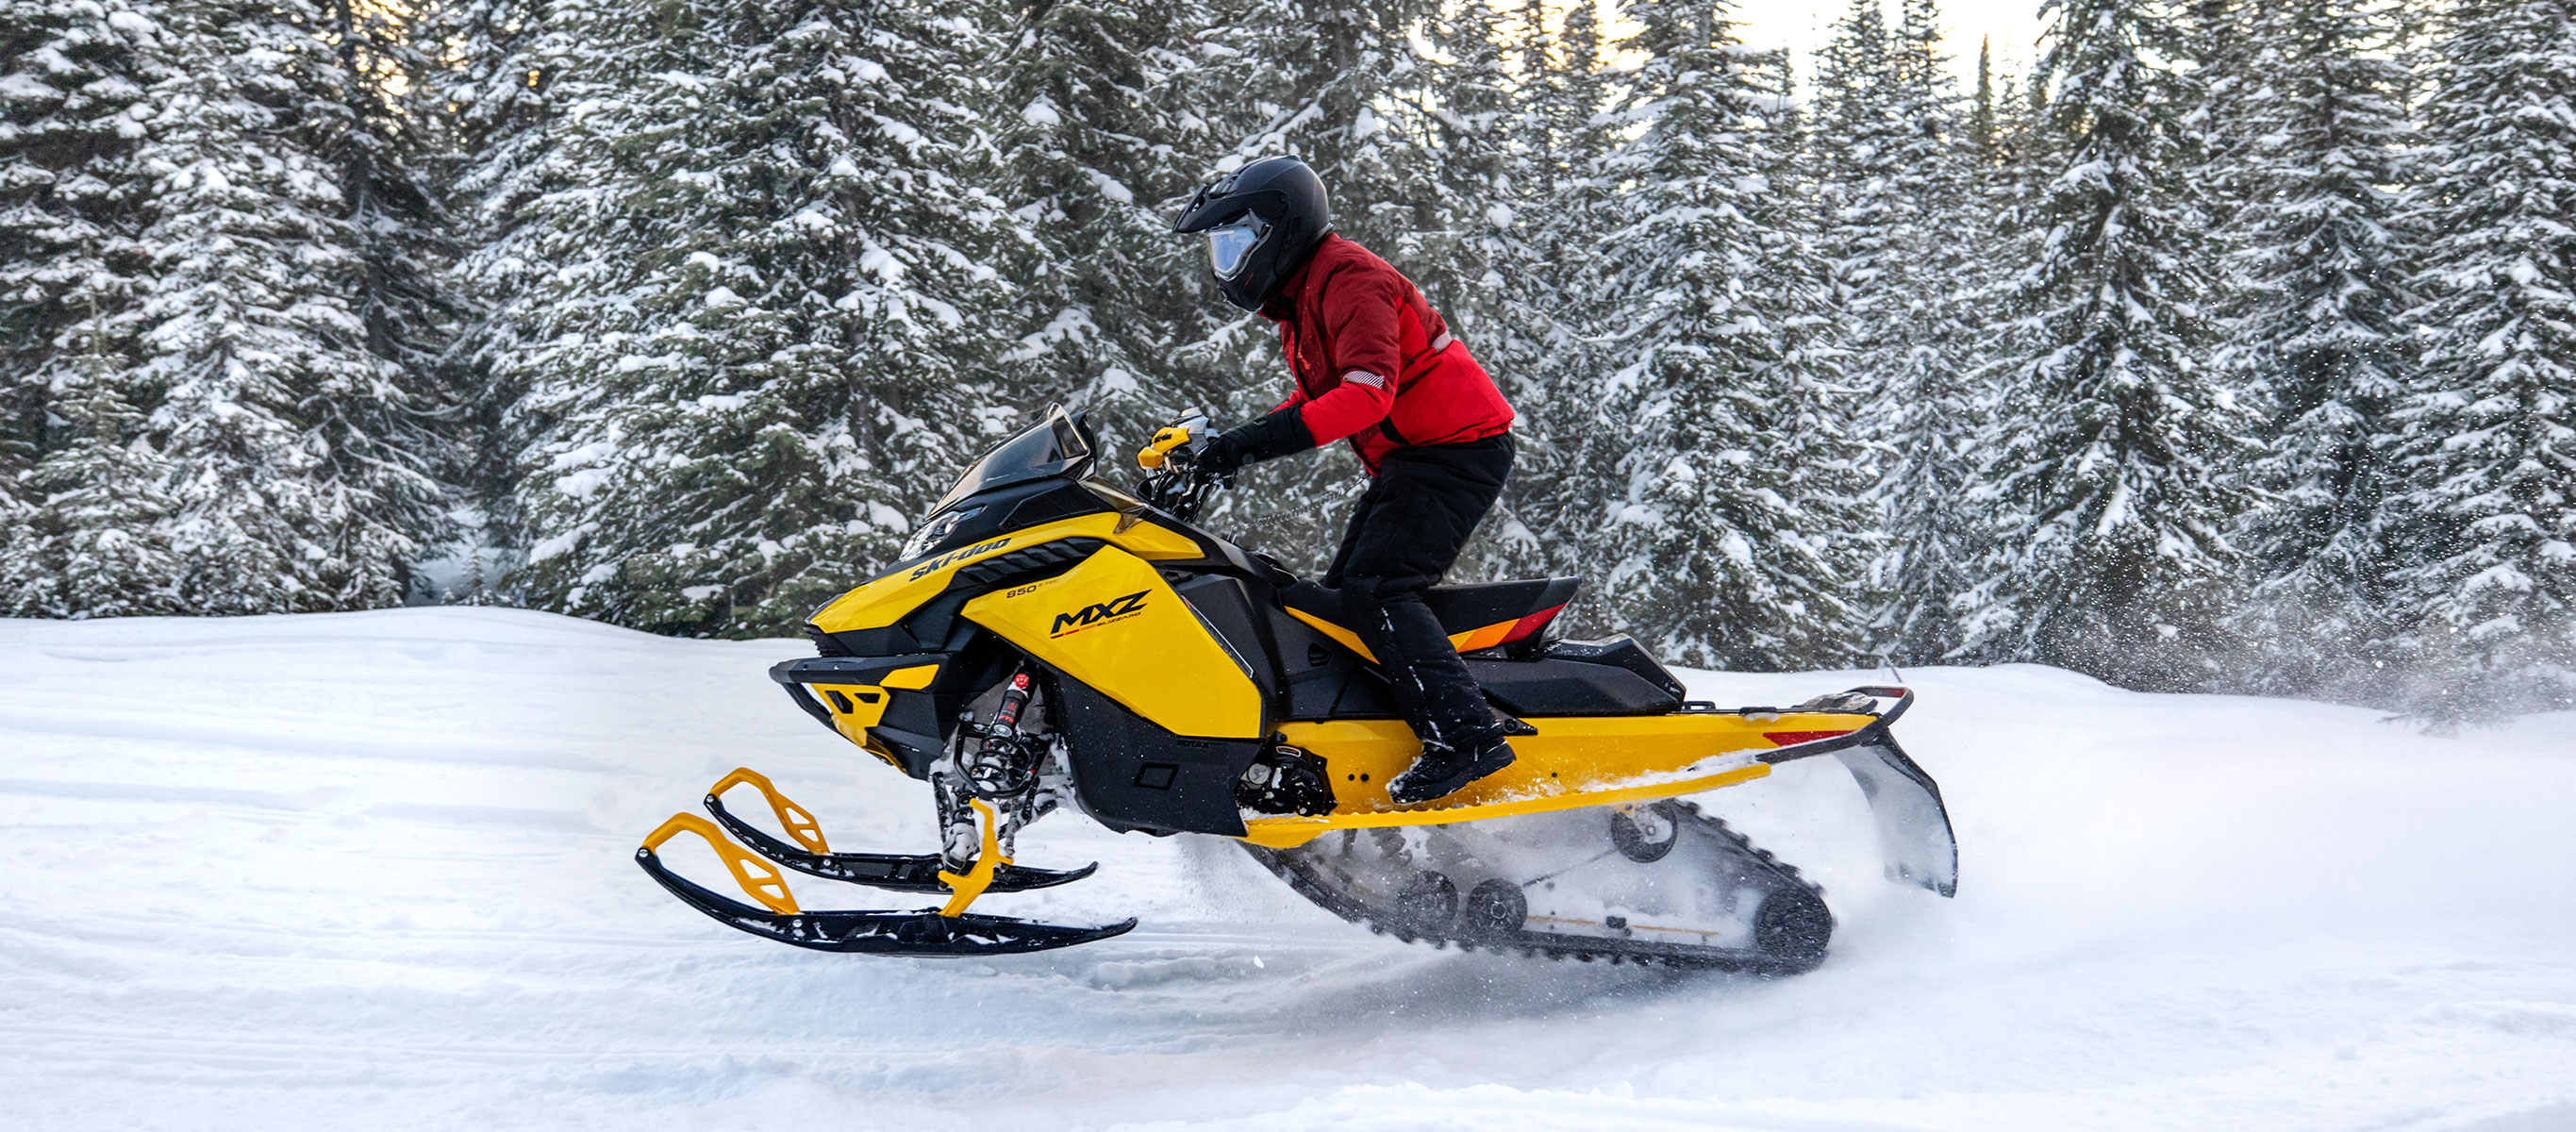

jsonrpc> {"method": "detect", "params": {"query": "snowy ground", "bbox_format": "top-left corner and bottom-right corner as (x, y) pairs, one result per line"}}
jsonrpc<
(4, 608), (2574, 1131)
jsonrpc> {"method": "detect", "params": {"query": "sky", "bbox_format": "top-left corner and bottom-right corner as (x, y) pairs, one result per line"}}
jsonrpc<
(1724, 0), (2048, 91)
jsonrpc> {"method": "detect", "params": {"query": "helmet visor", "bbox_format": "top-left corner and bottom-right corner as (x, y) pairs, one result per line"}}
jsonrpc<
(1205, 213), (1270, 280)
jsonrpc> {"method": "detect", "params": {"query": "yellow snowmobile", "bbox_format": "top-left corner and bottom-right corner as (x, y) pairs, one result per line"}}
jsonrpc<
(638, 407), (1956, 968)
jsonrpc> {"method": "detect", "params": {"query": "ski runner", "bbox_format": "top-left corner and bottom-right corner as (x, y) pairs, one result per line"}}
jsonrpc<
(1172, 155), (1520, 805)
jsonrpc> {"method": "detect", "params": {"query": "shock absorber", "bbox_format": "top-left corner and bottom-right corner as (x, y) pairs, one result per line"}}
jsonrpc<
(939, 666), (1042, 870)
(989, 670), (1034, 735)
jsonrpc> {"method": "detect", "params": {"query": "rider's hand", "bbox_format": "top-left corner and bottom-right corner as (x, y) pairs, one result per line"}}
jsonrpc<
(1201, 408), (1315, 476)
(1198, 430), (1251, 476)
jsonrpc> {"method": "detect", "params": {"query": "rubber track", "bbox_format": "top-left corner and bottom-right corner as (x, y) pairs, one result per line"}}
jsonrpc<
(1242, 801), (1831, 973)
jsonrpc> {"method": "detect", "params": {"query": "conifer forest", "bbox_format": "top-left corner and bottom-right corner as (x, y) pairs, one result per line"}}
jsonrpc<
(3, 0), (2570, 723)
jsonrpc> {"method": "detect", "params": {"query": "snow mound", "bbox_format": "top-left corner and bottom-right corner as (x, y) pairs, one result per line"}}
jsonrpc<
(4, 608), (2573, 1130)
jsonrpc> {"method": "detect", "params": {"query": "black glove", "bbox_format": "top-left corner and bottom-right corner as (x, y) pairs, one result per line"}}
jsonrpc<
(1199, 408), (1315, 475)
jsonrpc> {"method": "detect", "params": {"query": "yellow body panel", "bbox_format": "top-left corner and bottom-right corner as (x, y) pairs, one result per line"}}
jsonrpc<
(807, 511), (1205, 635)
(1238, 711), (1870, 848)
(806, 681), (901, 764)
(1287, 607), (1377, 662)
(880, 664), (938, 690)
(962, 546), (1265, 739)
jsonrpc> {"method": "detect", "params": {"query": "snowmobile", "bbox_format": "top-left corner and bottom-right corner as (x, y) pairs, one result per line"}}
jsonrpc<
(637, 407), (1956, 969)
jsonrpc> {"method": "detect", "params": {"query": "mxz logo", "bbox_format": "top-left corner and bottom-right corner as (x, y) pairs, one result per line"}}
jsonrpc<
(1050, 591), (1150, 637)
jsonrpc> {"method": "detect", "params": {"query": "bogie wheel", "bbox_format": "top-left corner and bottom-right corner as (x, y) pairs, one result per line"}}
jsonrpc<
(1608, 802), (1682, 863)
(1392, 871), (1459, 933)
(1461, 878), (1528, 939)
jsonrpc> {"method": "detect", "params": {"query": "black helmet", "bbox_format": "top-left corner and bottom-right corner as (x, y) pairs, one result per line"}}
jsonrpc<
(1173, 155), (1331, 312)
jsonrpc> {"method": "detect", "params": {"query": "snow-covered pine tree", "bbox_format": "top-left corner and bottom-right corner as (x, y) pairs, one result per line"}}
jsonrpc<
(2217, 0), (2418, 698)
(19, 347), (184, 616)
(2379, 0), (2576, 720)
(983, 0), (1231, 460)
(1809, 0), (1903, 370)
(1834, 0), (1985, 666)
(1954, 0), (2255, 690)
(0, 0), (173, 614)
(1969, 35), (1997, 163)
(430, 0), (590, 566)
(1584, 0), (1865, 670)
(2178, 0), (2256, 233)
(318, 0), (467, 581)
(494, 0), (1011, 637)
(131, 0), (445, 613)
(1500, 0), (1621, 587)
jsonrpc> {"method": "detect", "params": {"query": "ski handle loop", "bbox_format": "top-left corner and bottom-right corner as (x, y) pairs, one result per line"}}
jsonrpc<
(708, 767), (829, 855)
(640, 812), (802, 915)
(1851, 686), (1914, 726)
(935, 798), (1011, 918)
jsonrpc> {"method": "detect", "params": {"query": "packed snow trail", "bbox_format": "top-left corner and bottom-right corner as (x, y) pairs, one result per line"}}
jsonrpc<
(3, 608), (2572, 1131)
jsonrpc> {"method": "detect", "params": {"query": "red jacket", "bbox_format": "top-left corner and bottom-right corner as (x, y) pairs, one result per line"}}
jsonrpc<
(1261, 234), (1514, 473)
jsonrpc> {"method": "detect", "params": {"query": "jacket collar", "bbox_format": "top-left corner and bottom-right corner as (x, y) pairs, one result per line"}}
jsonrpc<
(1257, 232), (1338, 322)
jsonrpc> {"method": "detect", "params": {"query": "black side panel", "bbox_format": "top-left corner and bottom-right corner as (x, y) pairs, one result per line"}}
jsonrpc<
(1052, 679), (1256, 837)
(1266, 605), (1404, 720)
(1173, 574), (1281, 709)
(1541, 636), (1689, 701)
(1001, 482), (1107, 531)
(1464, 657), (1682, 716)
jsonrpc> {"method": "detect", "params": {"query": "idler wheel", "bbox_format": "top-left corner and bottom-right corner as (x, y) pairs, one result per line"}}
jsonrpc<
(1608, 802), (1681, 863)
(1461, 878), (1528, 939)
(1753, 885), (1833, 963)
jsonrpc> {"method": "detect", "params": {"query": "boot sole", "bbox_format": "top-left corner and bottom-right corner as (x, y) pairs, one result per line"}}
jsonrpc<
(1388, 744), (1518, 806)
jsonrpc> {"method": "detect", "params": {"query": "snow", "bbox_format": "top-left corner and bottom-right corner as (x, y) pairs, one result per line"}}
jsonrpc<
(4, 607), (2574, 1131)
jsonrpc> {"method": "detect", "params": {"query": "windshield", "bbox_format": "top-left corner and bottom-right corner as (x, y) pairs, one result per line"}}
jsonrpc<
(931, 407), (1097, 514)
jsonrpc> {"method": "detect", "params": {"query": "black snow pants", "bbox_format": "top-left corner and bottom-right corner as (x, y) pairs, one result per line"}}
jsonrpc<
(1321, 433), (1515, 749)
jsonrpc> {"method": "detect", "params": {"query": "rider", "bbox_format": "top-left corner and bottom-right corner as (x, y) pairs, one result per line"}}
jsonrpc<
(1171, 155), (1518, 806)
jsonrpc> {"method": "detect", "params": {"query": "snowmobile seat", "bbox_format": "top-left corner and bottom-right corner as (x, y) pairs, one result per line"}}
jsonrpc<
(1277, 576), (1582, 659)
(1421, 577), (1583, 641)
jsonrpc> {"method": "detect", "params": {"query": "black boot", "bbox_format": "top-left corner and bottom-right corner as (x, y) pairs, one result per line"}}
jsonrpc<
(1388, 728), (1517, 805)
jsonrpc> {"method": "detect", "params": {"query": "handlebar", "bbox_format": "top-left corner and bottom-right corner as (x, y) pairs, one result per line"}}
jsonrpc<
(1134, 458), (1227, 521)
(1132, 410), (1226, 520)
